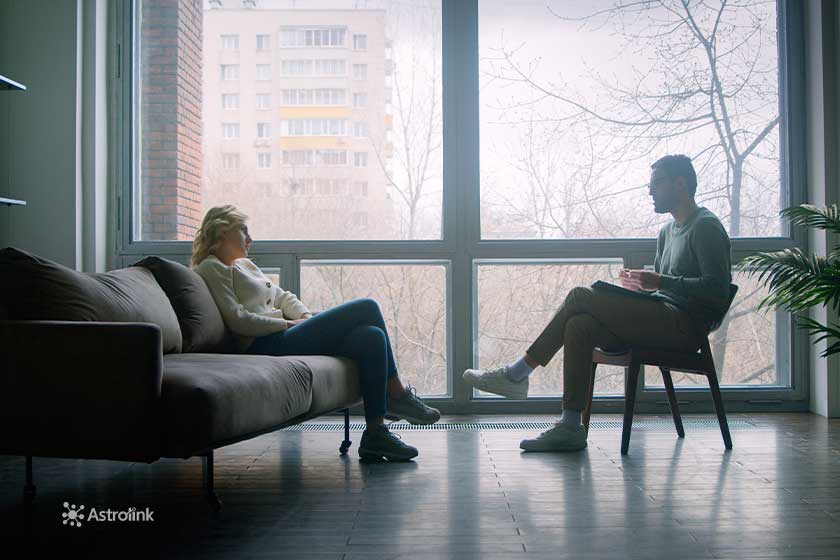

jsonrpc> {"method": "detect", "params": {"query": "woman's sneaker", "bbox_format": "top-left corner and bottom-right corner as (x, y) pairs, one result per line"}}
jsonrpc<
(519, 422), (587, 452)
(462, 365), (529, 399)
(385, 385), (441, 425)
(358, 424), (419, 461)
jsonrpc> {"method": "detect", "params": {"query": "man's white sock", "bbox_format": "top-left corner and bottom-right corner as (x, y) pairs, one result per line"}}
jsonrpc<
(560, 410), (582, 426)
(505, 357), (535, 382)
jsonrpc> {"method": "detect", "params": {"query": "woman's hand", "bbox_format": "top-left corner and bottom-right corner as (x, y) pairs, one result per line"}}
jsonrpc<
(286, 314), (312, 329)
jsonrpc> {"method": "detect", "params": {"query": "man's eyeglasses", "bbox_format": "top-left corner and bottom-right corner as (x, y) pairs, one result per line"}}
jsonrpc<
(649, 177), (671, 190)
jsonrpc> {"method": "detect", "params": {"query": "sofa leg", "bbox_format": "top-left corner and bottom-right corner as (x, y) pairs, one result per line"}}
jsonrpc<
(23, 455), (36, 505)
(23, 455), (36, 535)
(202, 451), (221, 511)
(339, 408), (352, 455)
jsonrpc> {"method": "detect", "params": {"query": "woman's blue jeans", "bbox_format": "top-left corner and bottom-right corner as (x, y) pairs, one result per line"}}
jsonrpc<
(246, 298), (398, 421)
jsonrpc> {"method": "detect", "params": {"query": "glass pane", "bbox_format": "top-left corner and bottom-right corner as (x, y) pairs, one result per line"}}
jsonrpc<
(645, 270), (788, 388)
(301, 262), (449, 397)
(474, 261), (624, 398)
(479, 0), (781, 239)
(135, 0), (442, 241)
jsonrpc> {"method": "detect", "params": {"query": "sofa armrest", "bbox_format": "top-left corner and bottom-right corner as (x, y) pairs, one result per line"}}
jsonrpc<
(0, 321), (164, 462)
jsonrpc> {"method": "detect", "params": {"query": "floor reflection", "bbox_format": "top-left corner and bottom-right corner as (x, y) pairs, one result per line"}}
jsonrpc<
(0, 413), (838, 559)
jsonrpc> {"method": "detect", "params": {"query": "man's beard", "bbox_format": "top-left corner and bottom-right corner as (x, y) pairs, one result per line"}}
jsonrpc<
(653, 197), (674, 214)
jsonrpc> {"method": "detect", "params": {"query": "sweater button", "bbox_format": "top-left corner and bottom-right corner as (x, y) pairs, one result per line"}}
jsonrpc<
(266, 299), (271, 305)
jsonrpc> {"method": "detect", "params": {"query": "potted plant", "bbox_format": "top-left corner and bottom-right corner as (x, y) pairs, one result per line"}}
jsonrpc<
(738, 204), (840, 357)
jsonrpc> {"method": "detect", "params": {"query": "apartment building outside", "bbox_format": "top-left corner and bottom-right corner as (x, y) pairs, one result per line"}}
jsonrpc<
(202, 0), (395, 240)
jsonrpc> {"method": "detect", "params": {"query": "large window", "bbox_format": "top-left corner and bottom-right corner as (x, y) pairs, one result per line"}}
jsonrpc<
(479, 0), (783, 241)
(133, 0), (441, 242)
(123, 1), (804, 411)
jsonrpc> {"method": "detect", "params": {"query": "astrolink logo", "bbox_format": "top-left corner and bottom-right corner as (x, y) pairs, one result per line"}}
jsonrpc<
(62, 502), (155, 527)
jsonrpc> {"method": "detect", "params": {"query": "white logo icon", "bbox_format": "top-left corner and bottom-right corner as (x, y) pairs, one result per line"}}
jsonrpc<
(62, 502), (85, 528)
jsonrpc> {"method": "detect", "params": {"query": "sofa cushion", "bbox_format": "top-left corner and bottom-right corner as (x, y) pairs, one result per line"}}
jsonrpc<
(296, 355), (361, 416)
(0, 247), (182, 353)
(134, 256), (232, 353)
(159, 353), (313, 458)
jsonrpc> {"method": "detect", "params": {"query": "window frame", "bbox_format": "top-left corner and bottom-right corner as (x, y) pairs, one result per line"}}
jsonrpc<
(256, 33), (271, 51)
(257, 152), (272, 169)
(221, 33), (239, 50)
(255, 93), (271, 110)
(221, 93), (240, 110)
(255, 63), (271, 81)
(256, 122), (271, 139)
(114, 0), (809, 413)
(221, 122), (240, 139)
(353, 33), (368, 50)
(220, 63), (239, 81)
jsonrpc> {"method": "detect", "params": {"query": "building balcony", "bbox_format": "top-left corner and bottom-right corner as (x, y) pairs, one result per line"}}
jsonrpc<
(279, 106), (352, 119)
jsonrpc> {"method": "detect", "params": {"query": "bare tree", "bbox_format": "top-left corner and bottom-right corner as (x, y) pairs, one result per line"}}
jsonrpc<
(303, 264), (448, 395)
(370, 0), (442, 240)
(486, 0), (780, 237)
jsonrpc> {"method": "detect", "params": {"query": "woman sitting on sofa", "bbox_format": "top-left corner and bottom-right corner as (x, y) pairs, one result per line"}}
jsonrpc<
(192, 205), (439, 462)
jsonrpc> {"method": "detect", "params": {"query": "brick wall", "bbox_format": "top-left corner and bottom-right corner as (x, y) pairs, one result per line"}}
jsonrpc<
(141, 0), (203, 241)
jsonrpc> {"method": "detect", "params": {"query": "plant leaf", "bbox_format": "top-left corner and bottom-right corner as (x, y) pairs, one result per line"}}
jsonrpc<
(781, 204), (840, 235)
(797, 317), (840, 357)
(737, 250), (840, 313)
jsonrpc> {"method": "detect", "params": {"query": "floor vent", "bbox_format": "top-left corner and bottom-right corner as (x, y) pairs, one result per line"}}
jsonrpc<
(282, 419), (756, 432)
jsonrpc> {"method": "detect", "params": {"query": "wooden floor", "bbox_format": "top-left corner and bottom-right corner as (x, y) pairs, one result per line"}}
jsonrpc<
(2, 413), (840, 559)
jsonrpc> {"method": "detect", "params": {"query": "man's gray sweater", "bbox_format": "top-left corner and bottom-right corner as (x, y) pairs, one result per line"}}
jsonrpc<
(652, 206), (732, 333)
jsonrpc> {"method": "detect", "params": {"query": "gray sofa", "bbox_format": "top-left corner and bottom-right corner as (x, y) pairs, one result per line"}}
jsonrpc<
(0, 248), (361, 508)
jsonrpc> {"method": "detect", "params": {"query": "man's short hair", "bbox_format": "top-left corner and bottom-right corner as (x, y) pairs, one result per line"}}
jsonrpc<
(651, 154), (697, 197)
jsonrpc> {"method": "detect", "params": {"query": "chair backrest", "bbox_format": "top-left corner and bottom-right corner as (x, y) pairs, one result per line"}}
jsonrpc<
(707, 283), (739, 334)
(725, 283), (739, 312)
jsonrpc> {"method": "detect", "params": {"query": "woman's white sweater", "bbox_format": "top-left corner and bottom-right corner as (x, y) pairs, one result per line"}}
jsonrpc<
(194, 255), (310, 350)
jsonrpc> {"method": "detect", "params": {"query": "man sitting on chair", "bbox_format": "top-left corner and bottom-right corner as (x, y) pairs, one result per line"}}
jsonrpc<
(463, 154), (732, 452)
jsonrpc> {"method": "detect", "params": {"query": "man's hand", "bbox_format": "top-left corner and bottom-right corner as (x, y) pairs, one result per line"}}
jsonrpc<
(285, 318), (308, 328)
(619, 268), (641, 291)
(621, 269), (661, 291)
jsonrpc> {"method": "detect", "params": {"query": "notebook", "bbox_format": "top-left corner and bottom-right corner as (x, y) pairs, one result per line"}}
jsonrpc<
(591, 280), (662, 302)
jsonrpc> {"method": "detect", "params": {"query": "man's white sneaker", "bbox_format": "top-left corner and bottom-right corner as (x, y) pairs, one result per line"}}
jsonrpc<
(462, 365), (529, 400)
(520, 422), (587, 452)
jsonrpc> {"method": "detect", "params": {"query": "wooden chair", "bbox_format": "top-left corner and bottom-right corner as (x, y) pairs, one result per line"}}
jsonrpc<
(582, 284), (738, 455)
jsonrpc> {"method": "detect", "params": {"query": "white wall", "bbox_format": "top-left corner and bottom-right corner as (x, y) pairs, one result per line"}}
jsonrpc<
(805, 0), (840, 417)
(80, 0), (110, 273)
(0, 0), (108, 272)
(0, 0), (80, 267)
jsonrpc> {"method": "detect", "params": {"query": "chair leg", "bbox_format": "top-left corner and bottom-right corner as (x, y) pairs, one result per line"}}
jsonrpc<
(202, 451), (221, 511)
(339, 408), (352, 455)
(583, 363), (597, 434)
(621, 362), (641, 455)
(660, 368), (685, 438)
(707, 372), (733, 450)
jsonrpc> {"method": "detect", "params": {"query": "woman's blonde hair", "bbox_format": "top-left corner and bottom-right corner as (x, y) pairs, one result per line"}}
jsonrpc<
(191, 205), (249, 267)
